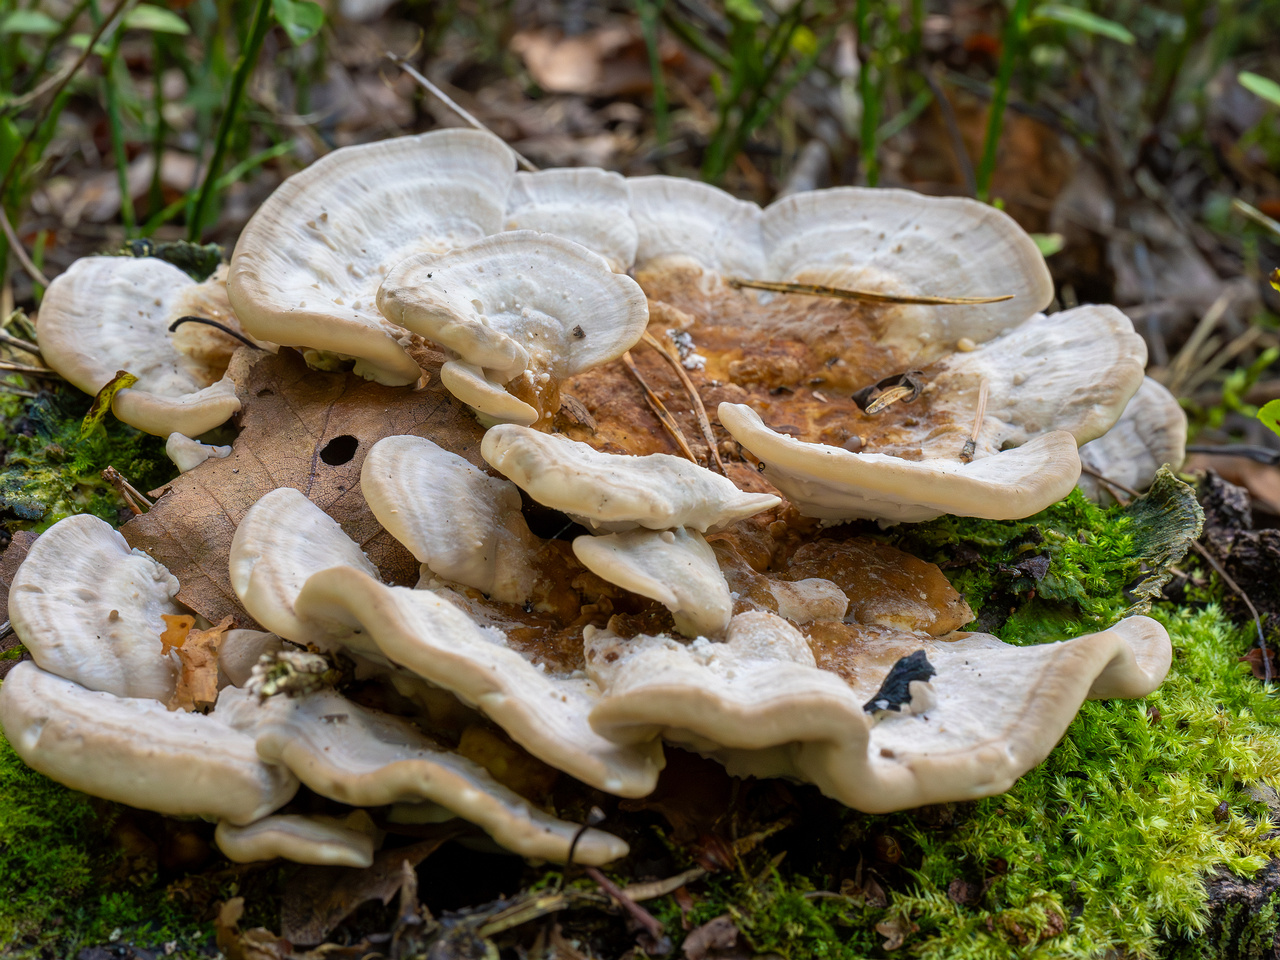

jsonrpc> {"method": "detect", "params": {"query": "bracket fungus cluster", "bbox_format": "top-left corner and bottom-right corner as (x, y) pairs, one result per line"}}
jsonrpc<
(5, 128), (1188, 871)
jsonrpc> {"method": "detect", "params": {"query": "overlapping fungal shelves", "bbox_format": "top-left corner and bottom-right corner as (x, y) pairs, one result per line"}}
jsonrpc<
(7, 128), (1189, 868)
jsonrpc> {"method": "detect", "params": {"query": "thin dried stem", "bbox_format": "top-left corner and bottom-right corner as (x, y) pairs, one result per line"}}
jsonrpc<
(960, 377), (990, 462)
(0, 206), (50, 289)
(385, 53), (539, 172)
(0, 329), (42, 357)
(0, 358), (57, 376)
(102, 466), (152, 515)
(621, 351), (699, 464)
(1164, 289), (1233, 396)
(640, 331), (726, 474)
(0, 381), (39, 399)
(728, 277), (1013, 306)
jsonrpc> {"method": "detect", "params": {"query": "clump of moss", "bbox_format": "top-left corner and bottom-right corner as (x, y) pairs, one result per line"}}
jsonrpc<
(0, 386), (176, 531)
(0, 735), (214, 953)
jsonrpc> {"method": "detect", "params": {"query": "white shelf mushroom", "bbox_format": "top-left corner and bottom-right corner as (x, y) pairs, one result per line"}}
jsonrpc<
(481, 424), (780, 532)
(214, 814), (377, 868)
(1078, 376), (1188, 503)
(8, 513), (183, 700)
(36, 257), (252, 437)
(228, 129), (517, 386)
(584, 612), (1172, 812)
(572, 527), (734, 638)
(717, 304), (1148, 523)
(504, 168), (638, 272)
(361, 435), (542, 603)
(229, 488), (664, 798)
(221, 686), (629, 865)
(0, 662), (299, 824)
(377, 231), (649, 425)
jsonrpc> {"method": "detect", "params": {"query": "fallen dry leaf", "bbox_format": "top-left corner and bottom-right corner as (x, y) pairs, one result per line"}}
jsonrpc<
(121, 348), (486, 626)
(281, 833), (456, 945)
(159, 613), (195, 654)
(167, 616), (232, 711)
(875, 917), (919, 951)
(215, 897), (292, 960)
(681, 914), (742, 960)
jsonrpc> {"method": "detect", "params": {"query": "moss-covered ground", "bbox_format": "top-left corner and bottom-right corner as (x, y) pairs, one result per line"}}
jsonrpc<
(0, 411), (1276, 957)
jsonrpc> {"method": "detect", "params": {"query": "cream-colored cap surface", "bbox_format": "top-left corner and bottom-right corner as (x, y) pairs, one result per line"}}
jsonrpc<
(585, 614), (1170, 812)
(361, 435), (539, 603)
(228, 129), (517, 385)
(1079, 376), (1187, 503)
(482, 424), (780, 531)
(223, 685), (629, 864)
(0, 662), (298, 824)
(8, 513), (181, 700)
(37, 257), (245, 436)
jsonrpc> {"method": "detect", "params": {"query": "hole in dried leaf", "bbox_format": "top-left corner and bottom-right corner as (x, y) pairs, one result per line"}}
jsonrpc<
(320, 435), (359, 466)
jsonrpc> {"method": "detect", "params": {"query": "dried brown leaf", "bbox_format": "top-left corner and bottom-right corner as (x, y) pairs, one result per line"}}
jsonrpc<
(216, 897), (292, 960)
(167, 616), (232, 711)
(875, 917), (919, 951)
(159, 614), (195, 655)
(681, 914), (743, 960)
(121, 348), (485, 626)
(281, 833), (456, 945)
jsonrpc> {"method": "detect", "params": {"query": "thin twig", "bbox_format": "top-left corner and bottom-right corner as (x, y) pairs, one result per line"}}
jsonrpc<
(583, 867), (668, 946)
(0, 359), (57, 376)
(102, 466), (152, 515)
(640, 331), (726, 474)
(728, 277), (1012, 305)
(385, 52), (539, 172)
(0, 207), (50, 289)
(1191, 540), (1272, 684)
(0, 329), (42, 357)
(0, 382), (39, 399)
(1164, 289), (1233, 396)
(1078, 464), (1139, 500)
(621, 351), (700, 464)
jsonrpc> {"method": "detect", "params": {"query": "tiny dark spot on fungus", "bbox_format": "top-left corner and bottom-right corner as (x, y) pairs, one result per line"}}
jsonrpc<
(863, 649), (936, 714)
(320, 434), (359, 465)
(757, 461), (767, 472)
(571, 325), (586, 339)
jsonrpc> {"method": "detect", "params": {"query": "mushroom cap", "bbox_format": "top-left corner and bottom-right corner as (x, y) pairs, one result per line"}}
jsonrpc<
(1079, 377), (1187, 503)
(760, 188), (1054, 352)
(481, 424), (780, 532)
(229, 487), (381, 646)
(166, 432), (232, 473)
(37, 257), (244, 436)
(585, 614), (1170, 812)
(504, 168), (637, 272)
(572, 527), (733, 638)
(718, 402), (1081, 522)
(377, 231), (648, 382)
(215, 813), (376, 868)
(228, 129), (517, 386)
(293, 566), (663, 797)
(361, 434), (539, 603)
(628, 176), (767, 276)
(228, 686), (628, 864)
(439, 361), (539, 427)
(0, 662), (298, 824)
(8, 513), (181, 699)
(926, 305), (1148, 457)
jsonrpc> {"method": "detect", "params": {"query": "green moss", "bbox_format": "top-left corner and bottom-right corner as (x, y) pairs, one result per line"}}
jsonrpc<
(0, 734), (213, 953)
(0, 387), (176, 530)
